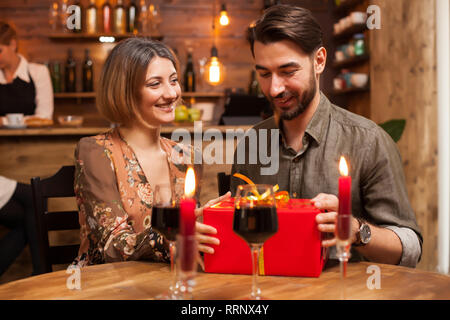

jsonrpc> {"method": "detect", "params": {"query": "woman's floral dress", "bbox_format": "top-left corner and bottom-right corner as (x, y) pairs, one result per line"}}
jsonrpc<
(72, 128), (201, 267)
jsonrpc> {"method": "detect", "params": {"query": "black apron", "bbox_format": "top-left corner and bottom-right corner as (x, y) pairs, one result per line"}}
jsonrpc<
(0, 69), (36, 116)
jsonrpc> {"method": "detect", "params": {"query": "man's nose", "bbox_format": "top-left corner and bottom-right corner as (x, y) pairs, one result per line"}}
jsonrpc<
(269, 75), (285, 98)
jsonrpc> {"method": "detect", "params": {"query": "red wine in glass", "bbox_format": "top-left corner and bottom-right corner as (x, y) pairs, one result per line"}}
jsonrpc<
(233, 206), (278, 244)
(151, 207), (180, 242)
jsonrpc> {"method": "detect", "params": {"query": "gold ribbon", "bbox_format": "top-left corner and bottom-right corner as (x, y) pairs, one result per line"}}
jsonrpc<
(259, 246), (265, 276)
(233, 173), (290, 204)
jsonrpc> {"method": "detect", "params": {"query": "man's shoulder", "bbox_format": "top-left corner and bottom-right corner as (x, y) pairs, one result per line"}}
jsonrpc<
(329, 102), (379, 132)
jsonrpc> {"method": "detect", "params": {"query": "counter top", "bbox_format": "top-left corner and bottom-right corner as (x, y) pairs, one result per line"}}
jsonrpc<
(0, 124), (252, 137)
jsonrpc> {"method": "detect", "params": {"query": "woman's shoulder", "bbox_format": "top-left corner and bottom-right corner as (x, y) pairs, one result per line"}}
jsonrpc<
(77, 130), (115, 155)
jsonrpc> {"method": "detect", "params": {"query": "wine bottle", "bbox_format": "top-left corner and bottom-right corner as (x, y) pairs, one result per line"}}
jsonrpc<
(127, 0), (138, 34)
(102, 0), (112, 33)
(184, 52), (196, 92)
(85, 0), (97, 34)
(50, 61), (62, 93)
(82, 49), (94, 92)
(65, 49), (76, 92)
(114, 0), (126, 34)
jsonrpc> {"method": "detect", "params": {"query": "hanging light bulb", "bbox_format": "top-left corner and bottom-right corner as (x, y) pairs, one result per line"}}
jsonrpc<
(219, 3), (229, 26)
(205, 45), (225, 86)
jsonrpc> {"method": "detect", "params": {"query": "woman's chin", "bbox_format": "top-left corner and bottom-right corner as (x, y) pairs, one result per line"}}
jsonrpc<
(157, 114), (175, 124)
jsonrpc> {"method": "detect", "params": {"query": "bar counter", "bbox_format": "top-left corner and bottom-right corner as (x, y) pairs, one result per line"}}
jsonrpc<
(0, 123), (248, 205)
(0, 123), (251, 137)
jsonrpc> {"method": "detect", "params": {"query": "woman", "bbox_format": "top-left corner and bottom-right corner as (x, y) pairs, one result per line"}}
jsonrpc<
(0, 21), (53, 124)
(0, 21), (48, 277)
(73, 38), (227, 267)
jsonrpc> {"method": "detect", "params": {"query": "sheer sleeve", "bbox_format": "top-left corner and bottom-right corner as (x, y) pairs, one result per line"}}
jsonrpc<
(73, 136), (169, 266)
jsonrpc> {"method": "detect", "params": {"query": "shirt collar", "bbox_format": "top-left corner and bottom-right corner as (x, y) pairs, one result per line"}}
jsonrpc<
(304, 91), (331, 146)
(276, 91), (331, 147)
(0, 54), (30, 84)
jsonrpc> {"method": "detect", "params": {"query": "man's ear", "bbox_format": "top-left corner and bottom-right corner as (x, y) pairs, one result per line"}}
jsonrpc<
(314, 47), (327, 75)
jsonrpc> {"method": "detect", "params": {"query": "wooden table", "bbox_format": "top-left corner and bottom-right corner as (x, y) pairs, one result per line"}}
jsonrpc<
(0, 261), (448, 300)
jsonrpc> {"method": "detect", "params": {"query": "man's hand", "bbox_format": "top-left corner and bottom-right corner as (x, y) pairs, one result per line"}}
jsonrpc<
(311, 193), (358, 247)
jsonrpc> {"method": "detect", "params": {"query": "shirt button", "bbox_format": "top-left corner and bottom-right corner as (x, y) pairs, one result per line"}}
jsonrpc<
(293, 157), (300, 163)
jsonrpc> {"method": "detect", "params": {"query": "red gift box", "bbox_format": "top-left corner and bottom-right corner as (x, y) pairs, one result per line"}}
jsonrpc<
(203, 198), (326, 277)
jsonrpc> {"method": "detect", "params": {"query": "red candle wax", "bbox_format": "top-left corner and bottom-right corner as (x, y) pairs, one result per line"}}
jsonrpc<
(180, 197), (196, 271)
(338, 175), (352, 216)
(180, 197), (196, 237)
(337, 157), (351, 240)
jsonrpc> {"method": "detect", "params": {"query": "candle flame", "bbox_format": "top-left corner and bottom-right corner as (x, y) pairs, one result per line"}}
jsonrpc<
(184, 167), (196, 198)
(339, 156), (349, 176)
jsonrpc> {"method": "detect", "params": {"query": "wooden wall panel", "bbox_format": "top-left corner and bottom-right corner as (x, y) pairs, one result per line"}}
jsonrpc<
(370, 0), (438, 271)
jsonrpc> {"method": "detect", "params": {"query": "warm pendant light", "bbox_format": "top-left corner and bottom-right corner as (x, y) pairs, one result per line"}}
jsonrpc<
(219, 3), (229, 26)
(205, 45), (224, 86)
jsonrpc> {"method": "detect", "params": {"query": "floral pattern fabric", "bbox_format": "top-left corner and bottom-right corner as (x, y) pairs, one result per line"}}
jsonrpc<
(72, 128), (201, 267)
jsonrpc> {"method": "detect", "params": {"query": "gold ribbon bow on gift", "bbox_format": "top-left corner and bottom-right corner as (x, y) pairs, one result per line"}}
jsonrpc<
(233, 173), (290, 205)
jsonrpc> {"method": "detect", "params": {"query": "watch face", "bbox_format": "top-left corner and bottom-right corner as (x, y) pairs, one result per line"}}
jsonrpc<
(360, 224), (371, 244)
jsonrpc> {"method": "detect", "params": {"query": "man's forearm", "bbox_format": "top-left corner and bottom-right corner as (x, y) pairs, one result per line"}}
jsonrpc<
(355, 224), (403, 265)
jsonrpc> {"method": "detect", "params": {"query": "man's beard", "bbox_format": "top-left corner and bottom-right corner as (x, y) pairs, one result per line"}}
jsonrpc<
(269, 70), (317, 121)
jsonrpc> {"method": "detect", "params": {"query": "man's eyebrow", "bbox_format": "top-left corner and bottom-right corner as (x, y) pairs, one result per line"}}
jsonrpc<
(255, 62), (302, 71)
(279, 62), (301, 69)
(255, 64), (268, 71)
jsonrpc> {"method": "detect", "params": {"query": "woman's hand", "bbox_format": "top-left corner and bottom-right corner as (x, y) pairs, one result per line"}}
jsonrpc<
(195, 191), (231, 218)
(194, 192), (231, 269)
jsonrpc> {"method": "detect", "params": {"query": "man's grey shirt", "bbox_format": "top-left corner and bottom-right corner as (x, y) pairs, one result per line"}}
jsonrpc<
(230, 92), (422, 267)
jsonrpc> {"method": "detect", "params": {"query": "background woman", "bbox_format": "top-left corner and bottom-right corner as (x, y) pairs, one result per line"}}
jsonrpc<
(0, 21), (53, 125)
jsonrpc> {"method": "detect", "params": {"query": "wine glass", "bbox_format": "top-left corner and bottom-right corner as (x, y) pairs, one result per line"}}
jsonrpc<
(151, 183), (181, 300)
(233, 184), (278, 300)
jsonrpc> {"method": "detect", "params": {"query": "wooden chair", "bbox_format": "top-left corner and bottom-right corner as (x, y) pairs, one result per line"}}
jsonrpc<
(31, 165), (80, 274)
(217, 172), (231, 196)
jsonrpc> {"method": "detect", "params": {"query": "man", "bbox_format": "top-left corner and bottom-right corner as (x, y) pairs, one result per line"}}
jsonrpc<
(230, 4), (422, 267)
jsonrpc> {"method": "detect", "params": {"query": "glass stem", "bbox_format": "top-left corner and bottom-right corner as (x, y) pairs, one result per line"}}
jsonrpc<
(169, 241), (177, 295)
(250, 244), (262, 300)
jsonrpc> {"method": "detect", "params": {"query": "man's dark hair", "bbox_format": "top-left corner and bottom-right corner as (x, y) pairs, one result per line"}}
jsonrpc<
(247, 4), (323, 57)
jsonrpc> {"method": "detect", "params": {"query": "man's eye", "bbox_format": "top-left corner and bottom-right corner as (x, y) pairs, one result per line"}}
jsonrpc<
(259, 73), (271, 78)
(283, 70), (296, 76)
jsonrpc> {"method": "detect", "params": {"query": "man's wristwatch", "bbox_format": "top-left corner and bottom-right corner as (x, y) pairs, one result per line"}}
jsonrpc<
(354, 219), (371, 247)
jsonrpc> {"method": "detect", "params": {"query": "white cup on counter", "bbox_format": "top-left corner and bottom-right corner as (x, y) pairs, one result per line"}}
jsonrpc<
(5, 113), (25, 127)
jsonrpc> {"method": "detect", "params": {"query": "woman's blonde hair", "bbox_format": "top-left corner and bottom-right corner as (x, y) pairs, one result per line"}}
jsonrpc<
(0, 21), (17, 46)
(97, 37), (180, 126)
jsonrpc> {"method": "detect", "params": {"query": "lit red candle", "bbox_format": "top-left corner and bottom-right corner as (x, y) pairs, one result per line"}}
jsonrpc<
(180, 167), (197, 272)
(337, 156), (351, 240)
(180, 167), (196, 236)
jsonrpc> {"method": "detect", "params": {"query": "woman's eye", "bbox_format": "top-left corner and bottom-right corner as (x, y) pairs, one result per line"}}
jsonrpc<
(147, 82), (160, 87)
(170, 78), (179, 84)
